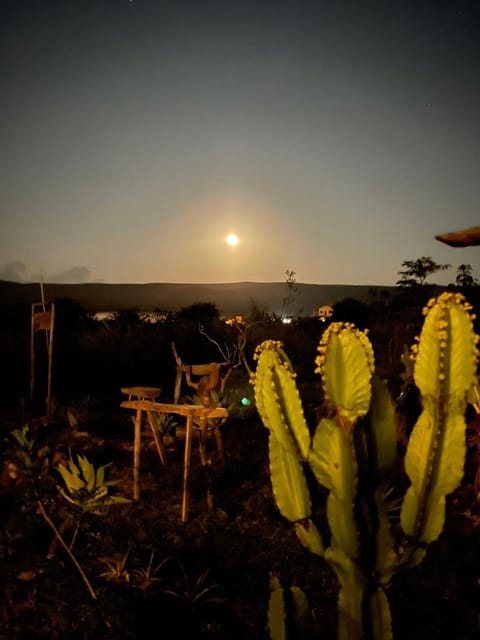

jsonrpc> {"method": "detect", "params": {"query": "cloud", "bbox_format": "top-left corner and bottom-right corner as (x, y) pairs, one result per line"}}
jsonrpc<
(44, 267), (93, 283)
(1, 263), (94, 283)
(0, 261), (27, 282)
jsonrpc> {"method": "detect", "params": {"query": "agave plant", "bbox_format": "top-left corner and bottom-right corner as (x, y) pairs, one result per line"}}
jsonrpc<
(131, 551), (169, 593)
(97, 547), (132, 584)
(9, 425), (37, 470)
(56, 453), (131, 515)
(162, 565), (225, 614)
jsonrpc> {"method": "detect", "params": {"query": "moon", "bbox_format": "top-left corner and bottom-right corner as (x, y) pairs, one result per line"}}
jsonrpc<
(226, 233), (239, 247)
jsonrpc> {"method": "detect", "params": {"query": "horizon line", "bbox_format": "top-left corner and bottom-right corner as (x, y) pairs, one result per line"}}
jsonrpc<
(1, 279), (398, 287)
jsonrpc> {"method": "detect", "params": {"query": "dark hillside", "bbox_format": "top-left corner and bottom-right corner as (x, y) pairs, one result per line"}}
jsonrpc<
(0, 280), (395, 316)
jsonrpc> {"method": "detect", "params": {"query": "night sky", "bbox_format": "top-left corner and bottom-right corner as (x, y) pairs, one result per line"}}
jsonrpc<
(1, 0), (479, 285)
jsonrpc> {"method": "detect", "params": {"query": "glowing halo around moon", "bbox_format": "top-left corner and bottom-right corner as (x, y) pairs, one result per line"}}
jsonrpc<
(226, 233), (239, 247)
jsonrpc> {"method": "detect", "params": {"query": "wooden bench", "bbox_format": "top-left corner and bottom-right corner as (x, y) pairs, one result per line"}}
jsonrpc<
(120, 365), (229, 522)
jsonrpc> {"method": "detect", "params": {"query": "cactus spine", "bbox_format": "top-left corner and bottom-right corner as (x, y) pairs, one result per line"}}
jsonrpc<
(252, 293), (478, 640)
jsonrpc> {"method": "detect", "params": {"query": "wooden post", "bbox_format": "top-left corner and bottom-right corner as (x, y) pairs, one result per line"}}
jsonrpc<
(30, 307), (35, 409)
(133, 409), (142, 501)
(182, 414), (194, 522)
(46, 303), (55, 417)
(30, 302), (55, 418)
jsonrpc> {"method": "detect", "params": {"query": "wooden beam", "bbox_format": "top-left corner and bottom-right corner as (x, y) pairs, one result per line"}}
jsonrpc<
(435, 226), (480, 247)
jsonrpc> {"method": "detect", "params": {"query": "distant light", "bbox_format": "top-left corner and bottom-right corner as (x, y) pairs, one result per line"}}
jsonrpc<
(282, 316), (293, 324)
(241, 396), (251, 407)
(226, 233), (239, 247)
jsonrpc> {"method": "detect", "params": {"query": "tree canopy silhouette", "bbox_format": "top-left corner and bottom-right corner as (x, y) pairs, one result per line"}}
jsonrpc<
(396, 257), (450, 287)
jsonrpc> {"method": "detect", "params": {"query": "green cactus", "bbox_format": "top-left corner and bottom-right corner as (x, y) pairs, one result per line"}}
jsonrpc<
(268, 574), (314, 640)
(252, 292), (479, 640)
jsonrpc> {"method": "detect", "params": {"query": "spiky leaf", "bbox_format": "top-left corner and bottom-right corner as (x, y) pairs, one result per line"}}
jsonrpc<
(290, 586), (313, 636)
(401, 402), (466, 543)
(57, 462), (85, 492)
(295, 520), (325, 556)
(369, 588), (393, 640)
(96, 464), (106, 488)
(370, 377), (398, 478)
(269, 433), (311, 522)
(316, 323), (374, 424)
(309, 418), (359, 559)
(96, 462), (114, 487)
(268, 576), (287, 640)
(254, 341), (310, 460)
(77, 455), (96, 492)
(401, 293), (477, 546)
(325, 547), (364, 640)
(414, 293), (477, 399)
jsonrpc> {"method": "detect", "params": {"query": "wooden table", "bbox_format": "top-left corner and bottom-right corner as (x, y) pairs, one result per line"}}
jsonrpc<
(120, 387), (167, 501)
(120, 396), (228, 522)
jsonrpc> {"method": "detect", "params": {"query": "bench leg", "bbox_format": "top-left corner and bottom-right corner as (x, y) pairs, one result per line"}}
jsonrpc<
(146, 411), (168, 467)
(198, 418), (208, 466)
(133, 409), (142, 501)
(198, 418), (216, 511)
(182, 415), (193, 522)
(214, 427), (225, 467)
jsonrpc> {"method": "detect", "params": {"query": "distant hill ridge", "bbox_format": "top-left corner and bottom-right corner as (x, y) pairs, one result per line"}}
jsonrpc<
(0, 280), (395, 317)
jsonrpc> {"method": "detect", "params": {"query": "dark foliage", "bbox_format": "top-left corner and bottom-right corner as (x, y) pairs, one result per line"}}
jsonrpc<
(333, 297), (371, 330)
(176, 303), (221, 326)
(2, 291), (480, 638)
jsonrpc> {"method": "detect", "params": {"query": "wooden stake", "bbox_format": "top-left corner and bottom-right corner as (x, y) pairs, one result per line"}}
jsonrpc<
(46, 303), (55, 418)
(133, 409), (142, 501)
(182, 415), (193, 522)
(30, 305), (35, 408)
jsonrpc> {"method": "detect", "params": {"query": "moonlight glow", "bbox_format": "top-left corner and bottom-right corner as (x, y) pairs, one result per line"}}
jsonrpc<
(226, 233), (239, 247)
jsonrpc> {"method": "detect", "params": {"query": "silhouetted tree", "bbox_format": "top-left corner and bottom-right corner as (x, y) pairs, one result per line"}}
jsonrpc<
(396, 256), (450, 287)
(282, 269), (301, 316)
(53, 298), (91, 334)
(115, 308), (141, 330)
(455, 263), (478, 288)
(333, 297), (371, 330)
(175, 302), (220, 325)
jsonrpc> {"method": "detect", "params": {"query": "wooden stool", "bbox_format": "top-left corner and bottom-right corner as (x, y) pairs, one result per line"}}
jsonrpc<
(121, 386), (162, 401)
(120, 387), (167, 501)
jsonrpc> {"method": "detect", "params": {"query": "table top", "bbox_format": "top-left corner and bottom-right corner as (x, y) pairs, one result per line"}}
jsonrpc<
(120, 398), (229, 418)
(120, 386), (162, 400)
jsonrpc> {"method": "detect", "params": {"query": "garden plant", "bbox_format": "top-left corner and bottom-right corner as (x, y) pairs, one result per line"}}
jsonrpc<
(252, 291), (479, 639)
